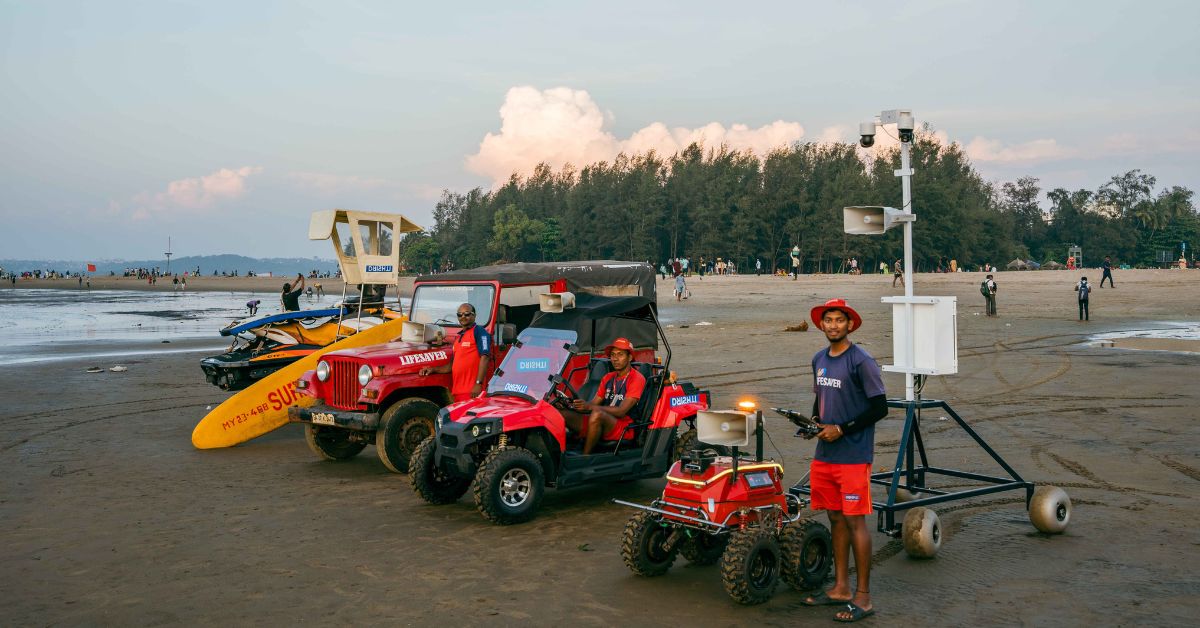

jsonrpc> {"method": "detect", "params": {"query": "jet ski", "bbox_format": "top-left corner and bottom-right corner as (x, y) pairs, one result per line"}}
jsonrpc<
(200, 294), (402, 391)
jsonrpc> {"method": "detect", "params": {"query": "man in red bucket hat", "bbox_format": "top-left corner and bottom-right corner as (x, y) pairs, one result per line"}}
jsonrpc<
(799, 298), (886, 622)
(560, 337), (646, 455)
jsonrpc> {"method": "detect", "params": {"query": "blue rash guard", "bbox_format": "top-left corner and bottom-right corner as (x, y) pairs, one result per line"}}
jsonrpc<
(812, 343), (886, 464)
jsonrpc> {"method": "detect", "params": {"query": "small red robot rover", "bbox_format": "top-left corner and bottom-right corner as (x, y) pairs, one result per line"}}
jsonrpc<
(615, 403), (832, 605)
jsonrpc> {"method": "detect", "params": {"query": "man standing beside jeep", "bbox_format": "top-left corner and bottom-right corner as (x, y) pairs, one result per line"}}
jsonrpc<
(419, 303), (492, 401)
(799, 298), (886, 622)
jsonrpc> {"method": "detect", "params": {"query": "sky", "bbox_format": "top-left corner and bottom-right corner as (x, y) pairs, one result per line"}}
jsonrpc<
(2, 0), (1197, 261)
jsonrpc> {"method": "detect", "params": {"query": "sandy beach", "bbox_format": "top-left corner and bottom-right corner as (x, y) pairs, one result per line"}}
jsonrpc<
(1, 268), (1198, 625)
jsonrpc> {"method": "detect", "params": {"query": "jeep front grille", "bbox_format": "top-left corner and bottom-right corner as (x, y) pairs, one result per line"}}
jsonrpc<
(327, 357), (361, 410)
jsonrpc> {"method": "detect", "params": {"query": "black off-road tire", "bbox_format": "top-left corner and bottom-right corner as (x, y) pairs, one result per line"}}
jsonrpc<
(409, 436), (470, 505)
(472, 447), (545, 525)
(680, 531), (728, 566)
(780, 519), (833, 591)
(720, 528), (782, 605)
(621, 511), (678, 576)
(376, 397), (439, 473)
(304, 424), (367, 461)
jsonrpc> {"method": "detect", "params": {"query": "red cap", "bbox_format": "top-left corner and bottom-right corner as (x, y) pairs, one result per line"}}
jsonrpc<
(810, 298), (863, 332)
(604, 337), (635, 355)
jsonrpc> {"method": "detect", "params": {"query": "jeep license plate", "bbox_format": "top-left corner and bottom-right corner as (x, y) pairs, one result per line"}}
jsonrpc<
(311, 412), (336, 426)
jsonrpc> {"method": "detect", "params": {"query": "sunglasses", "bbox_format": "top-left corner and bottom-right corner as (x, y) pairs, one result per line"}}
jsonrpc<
(456, 311), (475, 318)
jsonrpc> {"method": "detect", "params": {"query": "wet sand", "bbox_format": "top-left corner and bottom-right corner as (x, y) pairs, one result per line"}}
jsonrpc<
(2, 269), (1198, 625)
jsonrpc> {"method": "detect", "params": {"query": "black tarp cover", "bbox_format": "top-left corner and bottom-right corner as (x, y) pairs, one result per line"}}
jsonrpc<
(418, 261), (656, 303)
(528, 294), (658, 353)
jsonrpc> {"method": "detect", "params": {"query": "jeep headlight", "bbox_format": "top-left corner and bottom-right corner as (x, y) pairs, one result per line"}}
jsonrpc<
(316, 360), (330, 382)
(357, 364), (372, 386)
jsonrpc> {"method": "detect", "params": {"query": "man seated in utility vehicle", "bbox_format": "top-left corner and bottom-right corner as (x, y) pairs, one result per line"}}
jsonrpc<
(558, 337), (645, 455)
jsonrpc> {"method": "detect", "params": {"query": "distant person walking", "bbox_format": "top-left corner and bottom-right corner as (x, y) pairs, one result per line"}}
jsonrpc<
(173, 276), (179, 291)
(1100, 256), (1115, 287)
(756, 258), (763, 275)
(1075, 276), (1091, 321)
(181, 276), (186, 291)
(791, 255), (800, 280)
(281, 273), (305, 311)
(892, 259), (904, 287)
(980, 274), (997, 316)
(314, 282), (324, 298)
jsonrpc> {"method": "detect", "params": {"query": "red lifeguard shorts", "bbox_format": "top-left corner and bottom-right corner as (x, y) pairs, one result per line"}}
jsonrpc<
(809, 460), (874, 516)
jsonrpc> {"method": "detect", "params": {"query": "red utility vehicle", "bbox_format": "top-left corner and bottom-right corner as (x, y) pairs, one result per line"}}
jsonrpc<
(616, 408), (832, 605)
(288, 262), (655, 473)
(409, 292), (715, 524)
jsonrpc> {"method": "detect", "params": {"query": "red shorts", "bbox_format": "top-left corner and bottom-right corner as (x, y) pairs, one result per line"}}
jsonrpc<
(809, 460), (873, 516)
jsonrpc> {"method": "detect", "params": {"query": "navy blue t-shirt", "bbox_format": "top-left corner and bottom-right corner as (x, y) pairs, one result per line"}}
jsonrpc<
(812, 343), (886, 464)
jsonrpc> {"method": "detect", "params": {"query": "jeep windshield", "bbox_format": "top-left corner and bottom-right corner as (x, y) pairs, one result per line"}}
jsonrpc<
(409, 284), (495, 328)
(487, 327), (578, 400)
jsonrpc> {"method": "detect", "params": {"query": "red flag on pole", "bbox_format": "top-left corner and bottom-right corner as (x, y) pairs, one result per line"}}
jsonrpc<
(87, 264), (96, 272)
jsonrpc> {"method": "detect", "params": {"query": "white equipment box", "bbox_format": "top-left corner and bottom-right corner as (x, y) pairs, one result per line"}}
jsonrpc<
(882, 296), (958, 376)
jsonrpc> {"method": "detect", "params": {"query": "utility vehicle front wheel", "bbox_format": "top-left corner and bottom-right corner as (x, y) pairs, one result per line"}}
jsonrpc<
(720, 528), (782, 605)
(305, 425), (367, 461)
(780, 519), (832, 591)
(409, 436), (470, 504)
(472, 447), (545, 525)
(621, 511), (679, 576)
(376, 397), (439, 473)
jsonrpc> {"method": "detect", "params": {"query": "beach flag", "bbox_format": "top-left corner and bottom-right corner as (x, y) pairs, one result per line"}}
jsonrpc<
(87, 264), (96, 272)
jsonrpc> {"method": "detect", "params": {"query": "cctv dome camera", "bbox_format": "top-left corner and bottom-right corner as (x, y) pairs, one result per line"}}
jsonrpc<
(859, 121), (876, 148)
(898, 112), (915, 143)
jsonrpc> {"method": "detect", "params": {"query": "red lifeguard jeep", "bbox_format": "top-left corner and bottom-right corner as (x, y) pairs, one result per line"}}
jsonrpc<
(409, 292), (714, 524)
(288, 261), (657, 473)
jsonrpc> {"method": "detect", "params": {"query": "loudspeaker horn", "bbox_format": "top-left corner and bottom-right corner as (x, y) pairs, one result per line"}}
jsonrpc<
(696, 410), (756, 448)
(539, 292), (576, 313)
(843, 206), (913, 235)
(401, 321), (441, 343)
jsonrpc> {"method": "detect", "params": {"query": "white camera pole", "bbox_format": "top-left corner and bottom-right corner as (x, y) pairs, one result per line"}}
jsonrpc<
(898, 136), (915, 402)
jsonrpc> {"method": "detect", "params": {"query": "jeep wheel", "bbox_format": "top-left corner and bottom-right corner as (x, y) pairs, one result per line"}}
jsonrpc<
(409, 436), (470, 504)
(377, 397), (439, 473)
(621, 511), (678, 576)
(472, 447), (545, 525)
(720, 528), (781, 605)
(674, 427), (729, 460)
(680, 531), (727, 566)
(780, 519), (833, 591)
(304, 425), (367, 461)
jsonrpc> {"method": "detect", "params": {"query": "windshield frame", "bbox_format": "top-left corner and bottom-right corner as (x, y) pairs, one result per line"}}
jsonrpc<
(487, 327), (578, 400)
(408, 282), (497, 329)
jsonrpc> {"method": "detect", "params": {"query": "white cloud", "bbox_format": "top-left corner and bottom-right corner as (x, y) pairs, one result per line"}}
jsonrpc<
(962, 137), (1070, 164)
(116, 166), (264, 220)
(466, 86), (807, 184)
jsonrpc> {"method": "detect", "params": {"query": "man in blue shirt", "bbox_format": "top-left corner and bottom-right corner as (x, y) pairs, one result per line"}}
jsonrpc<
(799, 298), (887, 622)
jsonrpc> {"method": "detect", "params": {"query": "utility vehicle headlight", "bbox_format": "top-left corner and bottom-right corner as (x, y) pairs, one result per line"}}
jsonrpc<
(358, 364), (372, 386)
(469, 420), (497, 438)
(316, 361), (330, 382)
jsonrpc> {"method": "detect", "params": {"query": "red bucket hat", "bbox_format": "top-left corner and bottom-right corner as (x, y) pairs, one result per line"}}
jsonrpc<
(810, 298), (863, 332)
(604, 337), (635, 356)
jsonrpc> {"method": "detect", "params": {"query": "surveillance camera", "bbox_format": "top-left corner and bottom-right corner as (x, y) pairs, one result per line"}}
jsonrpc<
(898, 112), (915, 143)
(859, 121), (876, 148)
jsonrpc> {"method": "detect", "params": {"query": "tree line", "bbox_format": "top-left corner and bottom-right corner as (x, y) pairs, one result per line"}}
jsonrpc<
(399, 131), (1198, 274)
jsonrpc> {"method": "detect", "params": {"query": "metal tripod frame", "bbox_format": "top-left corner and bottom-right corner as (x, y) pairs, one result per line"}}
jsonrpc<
(789, 397), (1034, 536)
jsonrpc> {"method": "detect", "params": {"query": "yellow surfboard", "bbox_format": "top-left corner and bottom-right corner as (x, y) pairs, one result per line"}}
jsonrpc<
(192, 317), (407, 449)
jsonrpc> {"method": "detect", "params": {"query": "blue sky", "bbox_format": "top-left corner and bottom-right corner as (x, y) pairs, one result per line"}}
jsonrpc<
(2, 1), (1197, 260)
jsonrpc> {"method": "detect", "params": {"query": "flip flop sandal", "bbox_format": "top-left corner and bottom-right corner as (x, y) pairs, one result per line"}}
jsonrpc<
(802, 591), (851, 607)
(833, 602), (876, 623)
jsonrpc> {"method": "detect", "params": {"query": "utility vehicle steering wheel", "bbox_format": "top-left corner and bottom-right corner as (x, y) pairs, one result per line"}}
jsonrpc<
(552, 379), (580, 407)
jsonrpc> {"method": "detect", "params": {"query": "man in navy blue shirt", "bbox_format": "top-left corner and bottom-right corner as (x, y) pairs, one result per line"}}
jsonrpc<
(799, 298), (886, 622)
